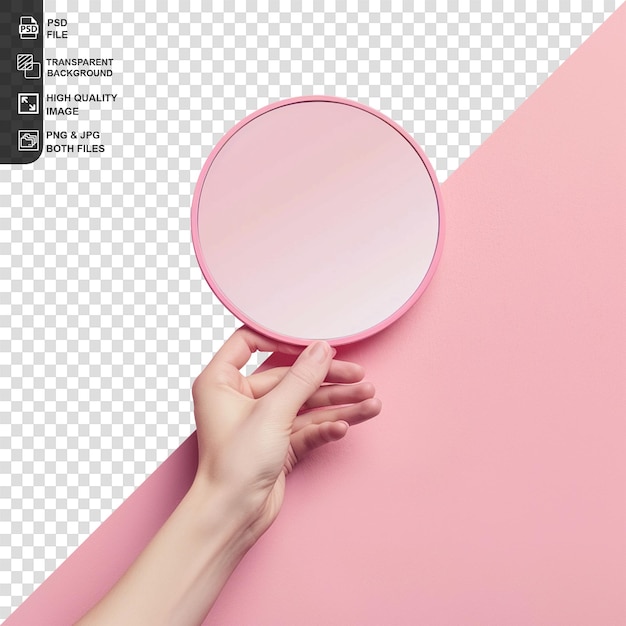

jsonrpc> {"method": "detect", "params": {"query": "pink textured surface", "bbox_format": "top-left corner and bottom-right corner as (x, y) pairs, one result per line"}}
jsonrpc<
(7, 7), (626, 625)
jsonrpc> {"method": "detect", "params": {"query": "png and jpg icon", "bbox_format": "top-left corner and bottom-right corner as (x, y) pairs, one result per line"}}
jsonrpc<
(18, 130), (40, 152)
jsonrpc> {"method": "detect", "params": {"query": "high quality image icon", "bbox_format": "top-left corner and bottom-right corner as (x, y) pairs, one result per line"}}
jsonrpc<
(17, 93), (39, 115)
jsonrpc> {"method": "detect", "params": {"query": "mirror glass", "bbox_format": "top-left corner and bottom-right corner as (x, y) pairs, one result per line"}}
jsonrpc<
(192, 97), (443, 345)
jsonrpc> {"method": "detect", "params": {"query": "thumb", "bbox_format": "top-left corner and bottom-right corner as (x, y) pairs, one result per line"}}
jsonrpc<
(264, 341), (335, 418)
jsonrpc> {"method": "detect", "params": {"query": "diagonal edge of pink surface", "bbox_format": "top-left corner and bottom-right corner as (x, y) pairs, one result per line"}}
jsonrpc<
(7, 6), (626, 625)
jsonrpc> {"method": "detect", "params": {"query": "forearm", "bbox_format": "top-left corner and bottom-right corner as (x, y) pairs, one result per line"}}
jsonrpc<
(76, 477), (258, 626)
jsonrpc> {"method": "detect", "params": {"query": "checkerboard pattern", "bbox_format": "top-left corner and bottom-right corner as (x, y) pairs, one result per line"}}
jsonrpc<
(0, 1), (619, 618)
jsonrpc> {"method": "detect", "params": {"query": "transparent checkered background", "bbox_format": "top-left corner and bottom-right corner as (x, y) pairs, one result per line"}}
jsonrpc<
(0, 1), (620, 618)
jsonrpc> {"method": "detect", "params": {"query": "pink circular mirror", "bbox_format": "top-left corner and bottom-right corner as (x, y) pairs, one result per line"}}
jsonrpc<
(191, 96), (444, 346)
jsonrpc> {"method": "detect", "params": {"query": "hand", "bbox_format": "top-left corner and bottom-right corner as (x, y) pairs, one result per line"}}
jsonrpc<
(77, 327), (381, 625)
(191, 327), (381, 539)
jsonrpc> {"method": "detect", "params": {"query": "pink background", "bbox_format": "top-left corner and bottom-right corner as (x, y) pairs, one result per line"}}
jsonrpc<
(7, 6), (626, 625)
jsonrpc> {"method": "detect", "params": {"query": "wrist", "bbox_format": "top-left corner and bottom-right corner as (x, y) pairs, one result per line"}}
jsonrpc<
(186, 474), (264, 552)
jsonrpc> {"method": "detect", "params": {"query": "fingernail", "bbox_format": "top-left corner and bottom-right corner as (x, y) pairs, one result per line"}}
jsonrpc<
(309, 341), (330, 363)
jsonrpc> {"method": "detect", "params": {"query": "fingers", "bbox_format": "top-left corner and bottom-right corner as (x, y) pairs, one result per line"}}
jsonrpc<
(210, 326), (301, 372)
(293, 397), (382, 430)
(262, 341), (334, 417)
(302, 381), (375, 411)
(289, 421), (349, 467)
(288, 397), (382, 469)
(247, 360), (365, 398)
(245, 369), (286, 398)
